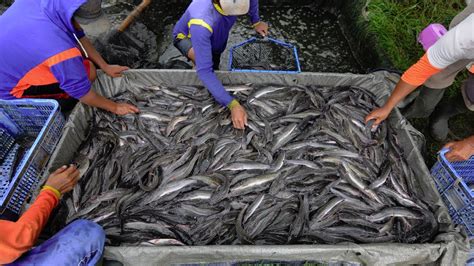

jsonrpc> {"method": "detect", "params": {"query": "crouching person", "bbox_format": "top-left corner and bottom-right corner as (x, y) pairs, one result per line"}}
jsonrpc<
(0, 166), (105, 266)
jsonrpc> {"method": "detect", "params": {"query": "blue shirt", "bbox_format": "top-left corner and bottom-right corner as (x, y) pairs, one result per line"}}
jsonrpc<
(0, 0), (91, 100)
(173, 0), (261, 107)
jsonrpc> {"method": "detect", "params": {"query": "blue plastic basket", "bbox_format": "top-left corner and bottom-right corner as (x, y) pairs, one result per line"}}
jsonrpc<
(0, 144), (20, 181)
(430, 148), (473, 238)
(0, 128), (15, 163)
(0, 99), (65, 217)
(228, 37), (301, 74)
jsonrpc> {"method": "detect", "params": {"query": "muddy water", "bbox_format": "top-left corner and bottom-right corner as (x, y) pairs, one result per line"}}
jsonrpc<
(96, 2), (160, 68)
(223, 6), (363, 72)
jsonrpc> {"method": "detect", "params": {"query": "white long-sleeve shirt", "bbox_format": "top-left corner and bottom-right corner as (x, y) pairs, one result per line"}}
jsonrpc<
(401, 13), (474, 86)
(428, 13), (474, 70)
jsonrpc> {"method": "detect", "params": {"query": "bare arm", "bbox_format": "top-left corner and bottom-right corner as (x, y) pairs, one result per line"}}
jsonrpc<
(80, 90), (116, 112)
(73, 19), (129, 77)
(365, 80), (418, 125)
(80, 90), (139, 115)
(79, 36), (108, 70)
(383, 80), (418, 111)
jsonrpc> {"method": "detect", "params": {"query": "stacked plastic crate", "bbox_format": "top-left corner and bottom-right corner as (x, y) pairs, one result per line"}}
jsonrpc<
(431, 149), (473, 264)
(0, 99), (64, 220)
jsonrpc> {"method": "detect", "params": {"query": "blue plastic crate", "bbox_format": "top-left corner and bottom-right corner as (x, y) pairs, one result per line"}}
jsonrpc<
(229, 37), (301, 74)
(0, 144), (20, 182)
(0, 99), (65, 217)
(0, 128), (15, 163)
(430, 148), (473, 238)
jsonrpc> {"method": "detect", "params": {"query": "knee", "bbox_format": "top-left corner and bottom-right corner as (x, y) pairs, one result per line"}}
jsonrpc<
(69, 219), (105, 244)
(187, 48), (195, 62)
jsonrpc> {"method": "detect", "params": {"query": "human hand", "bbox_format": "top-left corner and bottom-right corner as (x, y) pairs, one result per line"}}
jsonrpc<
(103, 64), (129, 78)
(254, 22), (269, 37)
(444, 137), (474, 162)
(111, 102), (140, 115)
(45, 165), (80, 194)
(365, 105), (393, 127)
(231, 104), (248, 129)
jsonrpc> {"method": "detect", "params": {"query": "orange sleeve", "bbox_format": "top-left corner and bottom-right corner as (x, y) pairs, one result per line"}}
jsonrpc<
(0, 190), (59, 264)
(469, 65), (474, 74)
(401, 53), (443, 86)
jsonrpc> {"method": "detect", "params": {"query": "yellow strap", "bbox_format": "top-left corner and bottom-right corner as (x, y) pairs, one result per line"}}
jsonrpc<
(188, 19), (213, 33)
(176, 33), (187, 39)
(227, 99), (240, 110)
(213, 3), (226, 15)
(252, 21), (261, 28)
(42, 185), (61, 199)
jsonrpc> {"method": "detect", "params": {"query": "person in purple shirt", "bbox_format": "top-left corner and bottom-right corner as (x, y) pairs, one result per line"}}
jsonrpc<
(0, 0), (138, 115)
(173, 0), (269, 129)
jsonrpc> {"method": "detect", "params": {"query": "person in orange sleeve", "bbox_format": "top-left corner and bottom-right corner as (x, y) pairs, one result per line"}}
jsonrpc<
(0, 165), (105, 266)
(366, 3), (474, 162)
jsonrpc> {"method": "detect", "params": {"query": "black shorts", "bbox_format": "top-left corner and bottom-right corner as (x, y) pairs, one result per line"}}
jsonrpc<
(23, 84), (79, 112)
(173, 38), (222, 70)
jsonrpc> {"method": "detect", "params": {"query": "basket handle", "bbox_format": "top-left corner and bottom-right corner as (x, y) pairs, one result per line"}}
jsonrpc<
(438, 148), (465, 185)
(438, 148), (449, 159)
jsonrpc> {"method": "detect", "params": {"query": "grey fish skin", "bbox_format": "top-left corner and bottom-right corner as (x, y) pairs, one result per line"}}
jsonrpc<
(251, 99), (278, 115)
(285, 159), (320, 170)
(221, 161), (271, 171)
(92, 211), (115, 223)
(282, 140), (337, 151)
(342, 162), (383, 205)
(247, 202), (285, 239)
(179, 204), (221, 217)
(378, 187), (421, 209)
(247, 86), (285, 103)
(390, 173), (411, 199)
(329, 188), (373, 212)
(164, 148), (201, 183)
(210, 143), (241, 171)
(271, 123), (298, 152)
(162, 147), (194, 176)
(124, 221), (175, 237)
(139, 111), (172, 123)
(312, 197), (344, 223)
(192, 133), (219, 146)
(367, 207), (422, 223)
(188, 175), (222, 188)
(369, 163), (391, 190)
(65, 84), (436, 247)
(165, 116), (188, 137)
(244, 194), (265, 223)
(236, 205), (254, 244)
(142, 179), (197, 205)
(179, 190), (213, 201)
(270, 152), (286, 172)
(230, 173), (280, 195)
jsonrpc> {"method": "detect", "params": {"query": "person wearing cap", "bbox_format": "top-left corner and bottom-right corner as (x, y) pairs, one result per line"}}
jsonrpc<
(173, 0), (269, 129)
(365, 4), (474, 162)
(0, 165), (105, 265)
(0, 0), (139, 115)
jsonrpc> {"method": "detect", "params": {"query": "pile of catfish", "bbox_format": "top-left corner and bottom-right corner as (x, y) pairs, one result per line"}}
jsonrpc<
(61, 84), (438, 246)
